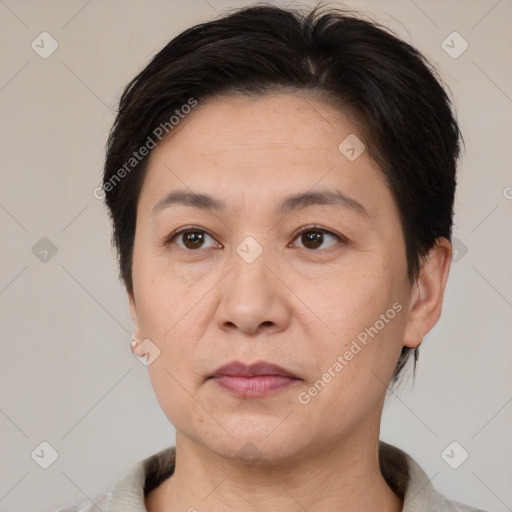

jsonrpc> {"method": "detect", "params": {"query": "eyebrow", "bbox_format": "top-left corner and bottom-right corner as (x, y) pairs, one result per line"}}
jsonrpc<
(151, 189), (369, 219)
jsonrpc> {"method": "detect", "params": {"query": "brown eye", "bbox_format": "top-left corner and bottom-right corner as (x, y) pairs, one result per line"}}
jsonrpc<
(165, 228), (220, 251)
(181, 231), (205, 249)
(301, 231), (324, 249)
(293, 227), (341, 250)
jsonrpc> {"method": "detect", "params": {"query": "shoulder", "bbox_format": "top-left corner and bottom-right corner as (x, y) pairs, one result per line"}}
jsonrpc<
(379, 441), (488, 512)
(52, 446), (175, 512)
(51, 491), (112, 512)
(432, 497), (488, 512)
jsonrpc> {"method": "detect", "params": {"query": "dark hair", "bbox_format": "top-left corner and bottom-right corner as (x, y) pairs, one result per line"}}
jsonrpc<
(102, 3), (463, 384)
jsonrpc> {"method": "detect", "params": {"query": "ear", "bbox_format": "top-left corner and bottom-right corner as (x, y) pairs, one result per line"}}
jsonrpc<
(403, 237), (452, 349)
(128, 289), (142, 340)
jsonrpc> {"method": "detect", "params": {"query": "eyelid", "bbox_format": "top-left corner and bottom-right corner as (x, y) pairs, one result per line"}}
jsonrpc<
(162, 225), (221, 248)
(289, 224), (346, 249)
(162, 224), (346, 250)
(291, 224), (345, 241)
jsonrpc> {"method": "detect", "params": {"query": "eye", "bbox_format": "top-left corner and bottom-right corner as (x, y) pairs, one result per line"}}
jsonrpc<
(291, 225), (344, 250)
(164, 227), (221, 251)
(163, 225), (345, 252)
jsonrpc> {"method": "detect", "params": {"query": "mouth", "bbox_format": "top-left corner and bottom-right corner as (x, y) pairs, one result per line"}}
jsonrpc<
(210, 361), (301, 398)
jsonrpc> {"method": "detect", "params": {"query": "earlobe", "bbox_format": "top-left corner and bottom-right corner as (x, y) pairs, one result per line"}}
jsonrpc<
(403, 237), (453, 349)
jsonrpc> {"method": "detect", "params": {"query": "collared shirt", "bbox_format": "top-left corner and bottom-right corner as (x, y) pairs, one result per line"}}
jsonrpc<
(56, 441), (487, 511)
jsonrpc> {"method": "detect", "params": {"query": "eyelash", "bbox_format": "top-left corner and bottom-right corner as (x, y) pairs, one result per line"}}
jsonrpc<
(162, 224), (346, 251)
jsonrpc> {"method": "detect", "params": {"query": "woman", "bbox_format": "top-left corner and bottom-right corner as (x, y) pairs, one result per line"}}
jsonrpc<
(59, 4), (486, 511)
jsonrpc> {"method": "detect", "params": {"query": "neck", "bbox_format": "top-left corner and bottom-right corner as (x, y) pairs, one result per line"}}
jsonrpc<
(146, 429), (403, 512)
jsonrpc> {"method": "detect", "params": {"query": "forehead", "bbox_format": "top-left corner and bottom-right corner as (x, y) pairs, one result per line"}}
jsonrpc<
(138, 92), (394, 223)
(156, 92), (357, 157)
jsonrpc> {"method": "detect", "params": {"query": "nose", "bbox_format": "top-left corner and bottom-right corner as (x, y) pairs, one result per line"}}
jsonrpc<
(214, 251), (291, 337)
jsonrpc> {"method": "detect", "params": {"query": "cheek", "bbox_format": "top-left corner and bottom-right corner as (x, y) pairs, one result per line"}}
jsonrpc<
(147, 360), (206, 437)
(133, 260), (202, 334)
(293, 305), (405, 436)
(297, 259), (393, 337)
(294, 260), (405, 385)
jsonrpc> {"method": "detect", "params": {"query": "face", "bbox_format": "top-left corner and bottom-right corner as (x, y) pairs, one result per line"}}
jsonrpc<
(128, 92), (426, 463)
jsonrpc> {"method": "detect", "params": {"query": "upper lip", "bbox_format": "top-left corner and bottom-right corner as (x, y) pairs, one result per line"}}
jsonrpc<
(212, 361), (300, 379)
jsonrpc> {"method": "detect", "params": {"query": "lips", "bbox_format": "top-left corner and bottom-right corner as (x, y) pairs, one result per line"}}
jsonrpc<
(211, 361), (301, 398)
(213, 361), (298, 378)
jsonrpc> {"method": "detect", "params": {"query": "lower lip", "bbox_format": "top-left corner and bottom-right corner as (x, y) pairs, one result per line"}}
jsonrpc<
(213, 375), (299, 397)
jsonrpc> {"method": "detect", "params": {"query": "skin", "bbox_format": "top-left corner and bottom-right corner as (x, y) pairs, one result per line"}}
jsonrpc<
(127, 92), (452, 511)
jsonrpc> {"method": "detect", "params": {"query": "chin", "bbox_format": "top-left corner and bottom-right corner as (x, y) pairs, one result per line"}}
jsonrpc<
(185, 418), (312, 467)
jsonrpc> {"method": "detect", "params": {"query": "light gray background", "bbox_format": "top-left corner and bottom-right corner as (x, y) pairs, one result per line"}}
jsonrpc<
(0, 1), (511, 511)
